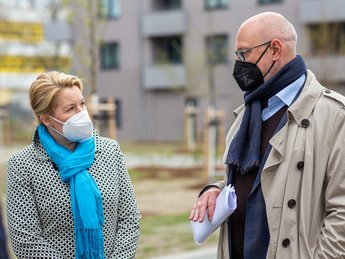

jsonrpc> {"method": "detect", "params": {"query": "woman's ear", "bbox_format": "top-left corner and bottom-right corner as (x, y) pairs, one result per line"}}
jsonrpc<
(40, 115), (51, 128)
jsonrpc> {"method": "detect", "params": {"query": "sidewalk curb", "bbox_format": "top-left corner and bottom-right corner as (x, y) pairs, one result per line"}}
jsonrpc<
(150, 246), (217, 259)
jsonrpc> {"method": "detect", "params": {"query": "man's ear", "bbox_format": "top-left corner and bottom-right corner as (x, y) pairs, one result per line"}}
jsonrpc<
(271, 39), (282, 61)
(40, 115), (51, 128)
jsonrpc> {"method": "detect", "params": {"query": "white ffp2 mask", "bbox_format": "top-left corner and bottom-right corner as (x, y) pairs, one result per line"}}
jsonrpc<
(49, 110), (93, 142)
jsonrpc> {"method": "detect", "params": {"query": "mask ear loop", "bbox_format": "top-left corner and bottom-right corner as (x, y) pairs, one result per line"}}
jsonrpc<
(48, 116), (68, 138)
(255, 42), (271, 65)
(263, 61), (276, 78)
(49, 115), (65, 125)
(255, 42), (275, 78)
(49, 125), (68, 139)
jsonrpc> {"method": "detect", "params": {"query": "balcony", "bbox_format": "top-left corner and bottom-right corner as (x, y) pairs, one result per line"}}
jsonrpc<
(144, 64), (186, 90)
(44, 21), (72, 41)
(142, 10), (186, 37)
(305, 55), (345, 82)
(299, 0), (345, 23)
(0, 73), (38, 89)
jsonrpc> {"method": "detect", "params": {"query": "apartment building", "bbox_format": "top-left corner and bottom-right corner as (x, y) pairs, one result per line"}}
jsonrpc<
(0, 0), (71, 115)
(70, 0), (345, 142)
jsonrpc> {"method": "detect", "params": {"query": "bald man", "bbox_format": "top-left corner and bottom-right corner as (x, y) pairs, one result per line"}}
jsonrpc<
(190, 12), (345, 259)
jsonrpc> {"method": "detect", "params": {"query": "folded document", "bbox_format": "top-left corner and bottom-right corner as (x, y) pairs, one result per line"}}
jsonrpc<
(191, 185), (237, 245)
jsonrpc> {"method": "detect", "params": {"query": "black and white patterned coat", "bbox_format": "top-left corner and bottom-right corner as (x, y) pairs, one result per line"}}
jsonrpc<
(6, 130), (140, 258)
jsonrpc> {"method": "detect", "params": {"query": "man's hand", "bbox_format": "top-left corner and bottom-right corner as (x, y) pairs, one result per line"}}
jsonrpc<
(189, 187), (221, 223)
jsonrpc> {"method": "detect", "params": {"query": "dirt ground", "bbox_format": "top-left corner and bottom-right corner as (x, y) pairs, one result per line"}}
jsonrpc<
(130, 167), (219, 258)
(132, 167), (206, 217)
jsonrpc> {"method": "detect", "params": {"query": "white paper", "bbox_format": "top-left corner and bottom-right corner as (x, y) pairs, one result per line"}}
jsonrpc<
(190, 185), (237, 245)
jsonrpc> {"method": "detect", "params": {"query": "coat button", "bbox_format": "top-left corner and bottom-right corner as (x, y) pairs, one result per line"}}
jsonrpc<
(325, 89), (331, 94)
(301, 119), (310, 128)
(282, 238), (290, 248)
(288, 199), (296, 208)
(297, 161), (304, 170)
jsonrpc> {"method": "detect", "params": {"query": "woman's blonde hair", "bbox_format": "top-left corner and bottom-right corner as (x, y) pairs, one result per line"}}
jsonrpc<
(29, 71), (84, 124)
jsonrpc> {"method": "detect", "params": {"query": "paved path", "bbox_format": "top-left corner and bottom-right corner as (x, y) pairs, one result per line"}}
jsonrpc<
(151, 246), (217, 259)
(124, 153), (203, 168)
(0, 145), (207, 168)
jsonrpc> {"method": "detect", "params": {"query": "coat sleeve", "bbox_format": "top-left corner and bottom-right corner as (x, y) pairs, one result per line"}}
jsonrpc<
(111, 146), (140, 259)
(6, 157), (64, 259)
(314, 111), (345, 258)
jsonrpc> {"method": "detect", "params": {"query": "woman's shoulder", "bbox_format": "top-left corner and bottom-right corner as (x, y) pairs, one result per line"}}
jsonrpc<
(8, 144), (37, 163)
(95, 135), (122, 153)
(7, 144), (43, 177)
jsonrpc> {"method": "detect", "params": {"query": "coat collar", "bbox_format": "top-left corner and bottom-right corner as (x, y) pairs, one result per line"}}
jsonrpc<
(233, 70), (322, 121)
(263, 70), (323, 169)
(233, 104), (245, 118)
(287, 70), (323, 126)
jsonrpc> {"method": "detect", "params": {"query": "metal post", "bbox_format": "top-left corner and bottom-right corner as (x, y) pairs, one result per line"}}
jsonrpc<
(208, 107), (217, 181)
(0, 116), (3, 147)
(185, 105), (197, 152)
(107, 98), (117, 140)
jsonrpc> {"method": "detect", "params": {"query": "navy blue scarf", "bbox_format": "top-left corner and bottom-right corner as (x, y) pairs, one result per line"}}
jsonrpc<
(226, 55), (306, 174)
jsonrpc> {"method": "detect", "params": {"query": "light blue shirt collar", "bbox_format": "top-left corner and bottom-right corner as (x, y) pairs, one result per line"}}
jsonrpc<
(262, 74), (306, 121)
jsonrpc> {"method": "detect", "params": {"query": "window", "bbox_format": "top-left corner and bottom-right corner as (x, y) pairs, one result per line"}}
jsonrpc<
(185, 97), (199, 107)
(99, 0), (121, 19)
(308, 22), (345, 55)
(206, 35), (228, 65)
(152, 0), (181, 11)
(100, 42), (119, 69)
(152, 36), (183, 64)
(258, 0), (282, 4)
(205, 0), (229, 10)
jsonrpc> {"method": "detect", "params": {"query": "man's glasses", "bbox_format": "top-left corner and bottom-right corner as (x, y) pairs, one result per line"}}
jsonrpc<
(235, 41), (271, 62)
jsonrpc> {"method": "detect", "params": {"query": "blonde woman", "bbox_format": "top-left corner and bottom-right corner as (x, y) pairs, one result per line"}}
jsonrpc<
(6, 71), (140, 258)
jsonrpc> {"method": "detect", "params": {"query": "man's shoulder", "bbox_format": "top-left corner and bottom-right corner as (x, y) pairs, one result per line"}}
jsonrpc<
(321, 88), (345, 108)
(305, 70), (345, 105)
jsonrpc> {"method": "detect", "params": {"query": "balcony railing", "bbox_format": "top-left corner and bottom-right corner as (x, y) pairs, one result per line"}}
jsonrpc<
(299, 0), (345, 23)
(143, 64), (185, 90)
(305, 55), (345, 83)
(142, 10), (186, 37)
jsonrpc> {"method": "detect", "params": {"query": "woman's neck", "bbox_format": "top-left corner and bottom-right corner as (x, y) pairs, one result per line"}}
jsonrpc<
(47, 127), (76, 151)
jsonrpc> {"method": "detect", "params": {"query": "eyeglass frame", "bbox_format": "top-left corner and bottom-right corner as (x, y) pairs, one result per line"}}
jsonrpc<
(235, 40), (272, 62)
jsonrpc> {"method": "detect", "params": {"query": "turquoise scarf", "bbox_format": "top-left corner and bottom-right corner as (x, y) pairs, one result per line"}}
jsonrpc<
(38, 125), (105, 259)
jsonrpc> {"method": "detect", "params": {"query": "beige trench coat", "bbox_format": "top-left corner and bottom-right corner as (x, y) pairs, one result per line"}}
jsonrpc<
(214, 70), (345, 259)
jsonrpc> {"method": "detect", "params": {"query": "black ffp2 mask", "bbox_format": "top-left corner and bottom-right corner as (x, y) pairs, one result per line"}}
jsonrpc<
(232, 61), (264, 91)
(232, 41), (275, 92)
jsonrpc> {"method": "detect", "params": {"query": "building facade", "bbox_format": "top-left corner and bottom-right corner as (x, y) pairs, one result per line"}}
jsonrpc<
(86, 0), (345, 142)
(0, 0), (72, 144)
(66, 0), (345, 141)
